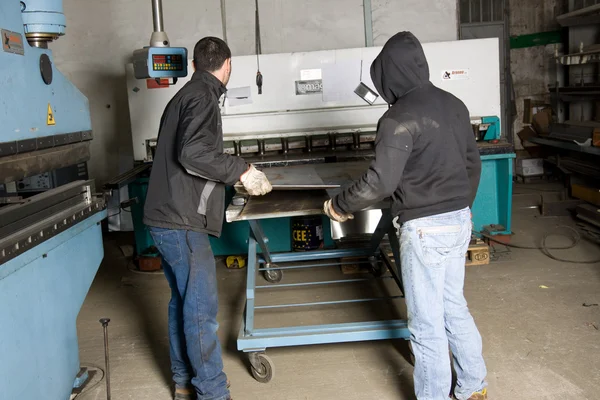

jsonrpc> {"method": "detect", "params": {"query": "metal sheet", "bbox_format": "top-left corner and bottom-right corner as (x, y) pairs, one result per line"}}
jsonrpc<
(229, 190), (328, 222)
(235, 161), (369, 192)
(227, 161), (387, 222)
(236, 165), (336, 191)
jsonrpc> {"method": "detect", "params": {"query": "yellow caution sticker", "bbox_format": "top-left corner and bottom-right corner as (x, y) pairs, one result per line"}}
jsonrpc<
(47, 103), (55, 125)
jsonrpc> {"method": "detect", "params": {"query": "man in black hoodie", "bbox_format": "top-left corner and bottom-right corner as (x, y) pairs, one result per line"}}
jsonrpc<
(323, 32), (488, 400)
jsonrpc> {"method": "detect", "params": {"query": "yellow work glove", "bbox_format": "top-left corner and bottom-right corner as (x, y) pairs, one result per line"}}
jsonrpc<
(240, 165), (273, 196)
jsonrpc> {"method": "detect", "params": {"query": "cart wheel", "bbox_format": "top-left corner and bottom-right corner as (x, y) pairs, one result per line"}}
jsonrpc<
(250, 353), (275, 383)
(369, 257), (385, 277)
(263, 265), (283, 283)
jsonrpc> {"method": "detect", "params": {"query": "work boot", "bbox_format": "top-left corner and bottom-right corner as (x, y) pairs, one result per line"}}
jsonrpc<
(467, 388), (488, 400)
(174, 381), (230, 400)
(452, 388), (488, 400)
(174, 387), (195, 400)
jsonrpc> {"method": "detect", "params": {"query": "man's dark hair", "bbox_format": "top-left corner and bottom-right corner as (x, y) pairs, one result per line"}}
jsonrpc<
(193, 37), (231, 72)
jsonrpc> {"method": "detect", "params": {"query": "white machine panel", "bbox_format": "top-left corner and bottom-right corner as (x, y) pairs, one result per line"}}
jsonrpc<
(127, 38), (500, 161)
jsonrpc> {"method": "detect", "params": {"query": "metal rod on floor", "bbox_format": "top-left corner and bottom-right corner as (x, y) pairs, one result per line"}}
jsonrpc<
(257, 259), (377, 271)
(99, 318), (111, 400)
(258, 247), (373, 264)
(254, 296), (404, 310)
(255, 276), (393, 289)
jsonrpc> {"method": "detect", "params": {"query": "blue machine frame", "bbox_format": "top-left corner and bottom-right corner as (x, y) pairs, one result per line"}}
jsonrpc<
(0, 210), (107, 400)
(237, 210), (410, 378)
(472, 152), (516, 235)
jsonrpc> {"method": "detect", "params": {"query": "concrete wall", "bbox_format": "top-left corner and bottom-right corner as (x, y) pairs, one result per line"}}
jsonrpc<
(509, 0), (564, 148)
(51, 0), (457, 183)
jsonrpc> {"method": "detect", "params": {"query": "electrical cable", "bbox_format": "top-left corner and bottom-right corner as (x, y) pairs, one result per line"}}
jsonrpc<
(479, 225), (600, 264)
(73, 363), (106, 399)
(107, 206), (132, 219)
(254, 0), (263, 94)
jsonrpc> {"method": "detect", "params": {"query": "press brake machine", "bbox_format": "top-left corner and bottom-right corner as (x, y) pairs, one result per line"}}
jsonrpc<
(0, 1), (107, 399)
(123, 37), (515, 257)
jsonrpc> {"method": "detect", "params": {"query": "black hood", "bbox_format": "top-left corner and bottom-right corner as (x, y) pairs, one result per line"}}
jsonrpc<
(370, 32), (430, 104)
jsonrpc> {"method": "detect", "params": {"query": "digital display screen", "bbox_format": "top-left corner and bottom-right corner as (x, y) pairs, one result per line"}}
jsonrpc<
(152, 54), (184, 71)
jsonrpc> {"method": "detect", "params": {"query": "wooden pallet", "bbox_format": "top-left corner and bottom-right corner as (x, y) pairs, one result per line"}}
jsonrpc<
(466, 239), (490, 266)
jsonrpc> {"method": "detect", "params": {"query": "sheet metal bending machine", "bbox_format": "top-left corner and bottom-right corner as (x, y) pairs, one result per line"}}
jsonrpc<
(0, 1), (107, 398)
(125, 38), (515, 381)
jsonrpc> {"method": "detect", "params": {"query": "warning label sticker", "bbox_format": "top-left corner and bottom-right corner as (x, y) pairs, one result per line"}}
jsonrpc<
(1, 29), (24, 55)
(47, 103), (56, 125)
(441, 69), (470, 81)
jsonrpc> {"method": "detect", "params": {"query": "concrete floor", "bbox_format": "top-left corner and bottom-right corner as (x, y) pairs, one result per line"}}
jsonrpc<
(76, 202), (600, 400)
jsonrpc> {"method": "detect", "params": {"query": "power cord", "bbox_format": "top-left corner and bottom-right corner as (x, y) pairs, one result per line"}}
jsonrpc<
(107, 206), (131, 219)
(72, 363), (105, 399)
(479, 225), (600, 264)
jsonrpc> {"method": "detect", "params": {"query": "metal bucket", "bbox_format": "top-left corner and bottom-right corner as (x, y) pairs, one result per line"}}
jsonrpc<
(291, 215), (324, 251)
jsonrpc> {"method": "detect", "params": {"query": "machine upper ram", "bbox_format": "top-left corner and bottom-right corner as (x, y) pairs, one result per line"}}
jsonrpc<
(127, 39), (504, 165)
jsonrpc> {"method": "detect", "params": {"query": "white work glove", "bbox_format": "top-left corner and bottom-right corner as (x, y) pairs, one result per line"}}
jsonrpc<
(240, 165), (273, 196)
(323, 199), (354, 223)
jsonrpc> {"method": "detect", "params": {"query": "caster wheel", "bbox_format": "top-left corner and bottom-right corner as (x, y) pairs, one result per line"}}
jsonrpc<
(263, 265), (282, 283)
(250, 353), (275, 383)
(369, 257), (385, 277)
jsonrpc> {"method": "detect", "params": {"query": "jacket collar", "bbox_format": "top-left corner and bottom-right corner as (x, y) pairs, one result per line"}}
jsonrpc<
(191, 70), (226, 97)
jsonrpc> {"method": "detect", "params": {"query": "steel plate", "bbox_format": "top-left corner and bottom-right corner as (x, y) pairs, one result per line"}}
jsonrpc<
(234, 161), (370, 192)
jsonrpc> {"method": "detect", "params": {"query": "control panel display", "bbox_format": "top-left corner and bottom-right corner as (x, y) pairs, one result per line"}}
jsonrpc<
(133, 46), (188, 79)
(152, 54), (184, 72)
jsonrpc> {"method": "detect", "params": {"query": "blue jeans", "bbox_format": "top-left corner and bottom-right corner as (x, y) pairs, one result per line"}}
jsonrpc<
(148, 227), (230, 400)
(399, 207), (487, 400)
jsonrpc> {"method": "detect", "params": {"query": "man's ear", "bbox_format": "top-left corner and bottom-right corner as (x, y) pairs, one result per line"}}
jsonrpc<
(192, 61), (197, 72)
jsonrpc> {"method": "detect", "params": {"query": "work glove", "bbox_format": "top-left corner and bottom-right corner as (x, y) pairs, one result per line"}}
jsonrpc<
(323, 199), (354, 223)
(240, 165), (273, 196)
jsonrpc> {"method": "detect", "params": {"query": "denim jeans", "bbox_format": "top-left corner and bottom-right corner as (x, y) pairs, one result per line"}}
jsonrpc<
(399, 207), (487, 400)
(148, 227), (230, 400)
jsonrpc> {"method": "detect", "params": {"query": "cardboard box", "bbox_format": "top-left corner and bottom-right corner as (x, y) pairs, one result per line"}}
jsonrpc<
(517, 126), (538, 146)
(572, 184), (600, 207)
(594, 128), (600, 147)
(516, 158), (544, 177)
(532, 108), (553, 136)
(523, 99), (550, 124)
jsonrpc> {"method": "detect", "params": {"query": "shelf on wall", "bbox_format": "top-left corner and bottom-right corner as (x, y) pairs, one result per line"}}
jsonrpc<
(555, 49), (600, 65)
(528, 137), (600, 156)
(549, 85), (600, 101)
(557, 4), (600, 27)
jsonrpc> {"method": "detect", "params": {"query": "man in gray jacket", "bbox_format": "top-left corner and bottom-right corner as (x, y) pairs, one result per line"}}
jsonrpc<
(324, 32), (487, 400)
(144, 37), (271, 400)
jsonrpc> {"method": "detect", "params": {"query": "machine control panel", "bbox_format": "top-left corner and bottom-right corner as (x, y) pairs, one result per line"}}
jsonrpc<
(152, 53), (184, 72)
(133, 46), (188, 79)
